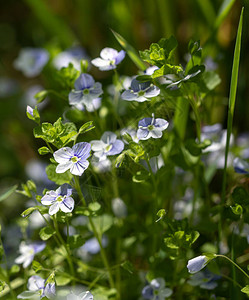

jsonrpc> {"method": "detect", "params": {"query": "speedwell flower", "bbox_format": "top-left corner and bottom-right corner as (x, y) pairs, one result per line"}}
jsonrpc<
(41, 184), (74, 215)
(54, 142), (91, 176)
(188, 269), (220, 290)
(233, 157), (249, 174)
(137, 114), (169, 140)
(91, 47), (125, 71)
(67, 290), (93, 300)
(69, 74), (103, 108)
(121, 77), (160, 102)
(91, 131), (124, 161)
(15, 241), (45, 268)
(142, 278), (173, 300)
(187, 255), (212, 274)
(14, 48), (49, 77)
(17, 275), (56, 299)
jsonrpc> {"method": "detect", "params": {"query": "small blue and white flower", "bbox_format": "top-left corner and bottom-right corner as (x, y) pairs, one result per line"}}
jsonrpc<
(67, 290), (93, 300)
(91, 47), (125, 71)
(187, 255), (215, 274)
(80, 236), (108, 255)
(53, 46), (88, 71)
(54, 142), (91, 176)
(69, 74), (103, 108)
(74, 97), (102, 112)
(121, 77), (160, 102)
(15, 242), (45, 268)
(17, 275), (56, 299)
(188, 269), (220, 290)
(137, 114), (169, 140)
(41, 184), (74, 215)
(142, 278), (172, 300)
(144, 66), (159, 75)
(27, 105), (34, 117)
(14, 48), (49, 77)
(91, 131), (124, 161)
(233, 157), (249, 174)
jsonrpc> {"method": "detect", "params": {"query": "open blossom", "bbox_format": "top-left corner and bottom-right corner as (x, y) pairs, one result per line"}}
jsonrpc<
(188, 269), (220, 290)
(15, 242), (45, 268)
(17, 275), (55, 299)
(233, 157), (249, 174)
(91, 47), (125, 71)
(137, 114), (169, 140)
(142, 278), (172, 300)
(54, 142), (91, 176)
(13, 48), (49, 77)
(121, 77), (160, 102)
(67, 291), (93, 300)
(69, 74), (103, 108)
(91, 131), (124, 161)
(41, 184), (74, 215)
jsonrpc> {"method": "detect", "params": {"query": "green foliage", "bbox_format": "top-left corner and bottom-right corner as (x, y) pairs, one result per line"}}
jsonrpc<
(39, 226), (56, 241)
(67, 235), (85, 249)
(46, 164), (73, 185)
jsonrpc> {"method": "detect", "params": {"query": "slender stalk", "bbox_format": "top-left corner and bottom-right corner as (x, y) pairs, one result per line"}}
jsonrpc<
(73, 176), (115, 289)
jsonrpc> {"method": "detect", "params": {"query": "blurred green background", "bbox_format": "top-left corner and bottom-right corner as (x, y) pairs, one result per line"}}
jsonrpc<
(0, 0), (248, 217)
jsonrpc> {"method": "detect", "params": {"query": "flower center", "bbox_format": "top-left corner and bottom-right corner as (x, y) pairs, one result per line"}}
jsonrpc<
(83, 89), (90, 95)
(56, 195), (64, 202)
(105, 144), (113, 153)
(109, 59), (115, 65)
(148, 125), (154, 131)
(71, 156), (79, 163)
(138, 90), (145, 97)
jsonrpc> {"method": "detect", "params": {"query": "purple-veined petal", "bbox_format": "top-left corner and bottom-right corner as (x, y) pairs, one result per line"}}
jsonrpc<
(150, 128), (163, 139)
(100, 48), (118, 60)
(91, 140), (105, 152)
(33, 242), (46, 254)
(59, 184), (72, 197)
(138, 118), (152, 128)
(54, 147), (73, 164)
(75, 74), (95, 90)
(233, 157), (249, 174)
(115, 50), (126, 65)
(69, 90), (84, 105)
(56, 161), (73, 173)
(107, 139), (124, 156)
(154, 118), (169, 130)
(60, 196), (74, 213)
(137, 128), (150, 140)
(72, 142), (91, 160)
(70, 160), (89, 176)
(44, 282), (56, 299)
(121, 90), (138, 101)
(41, 194), (57, 205)
(130, 78), (151, 92)
(145, 86), (160, 98)
(90, 82), (103, 97)
(49, 202), (60, 215)
(101, 131), (117, 145)
(28, 275), (45, 291)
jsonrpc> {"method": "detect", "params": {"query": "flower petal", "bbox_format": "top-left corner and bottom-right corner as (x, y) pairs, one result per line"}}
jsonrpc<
(74, 73), (95, 90)
(138, 118), (152, 127)
(56, 161), (73, 173)
(150, 128), (163, 139)
(91, 58), (110, 68)
(121, 90), (137, 101)
(107, 139), (124, 156)
(60, 196), (74, 213)
(72, 142), (91, 160)
(115, 50), (126, 65)
(145, 86), (160, 98)
(70, 160), (89, 176)
(101, 131), (117, 144)
(154, 118), (169, 130)
(137, 128), (150, 140)
(54, 147), (73, 164)
(100, 48), (118, 60)
(69, 90), (84, 105)
(91, 140), (105, 152)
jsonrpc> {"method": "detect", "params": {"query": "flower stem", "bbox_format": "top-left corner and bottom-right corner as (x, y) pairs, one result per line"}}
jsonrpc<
(73, 175), (115, 289)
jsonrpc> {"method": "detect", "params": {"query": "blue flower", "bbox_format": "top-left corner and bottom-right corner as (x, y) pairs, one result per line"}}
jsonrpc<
(91, 47), (125, 71)
(27, 105), (34, 117)
(69, 74), (103, 108)
(137, 114), (169, 140)
(17, 275), (56, 299)
(187, 255), (211, 274)
(74, 97), (102, 112)
(53, 46), (89, 71)
(142, 278), (172, 300)
(15, 242), (45, 268)
(67, 290), (93, 300)
(14, 48), (49, 77)
(80, 236), (108, 255)
(54, 142), (91, 176)
(233, 157), (249, 174)
(41, 184), (74, 215)
(121, 77), (160, 102)
(188, 269), (220, 290)
(91, 131), (124, 161)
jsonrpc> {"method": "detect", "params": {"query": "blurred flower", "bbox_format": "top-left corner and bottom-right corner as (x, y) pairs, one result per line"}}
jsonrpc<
(54, 142), (91, 176)
(121, 127), (139, 144)
(17, 275), (56, 299)
(69, 74), (103, 108)
(142, 278), (172, 299)
(91, 156), (112, 173)
(91, 131), (124, 161)
(187, 255), (211, 274)
(91, 47), (125, 71)
(22, 85), (48, 109)
(188, 269), (220, 290)
(78, 236), (108, 256)
(67, 290), (93, 300)
(14, 48), (49, 77)
(233, 157), (249, 174)
(0, 77), (19, 98)
(121, 77), (160, 102)
(41, 184), (74, 215)
(204, 57), (218, 71)
(74, 97), (102, 112)
(144, 66), (159, 75)
(137, 114), (169, 140)
(53, 46), (88, 71)
(140, 154), (164, 174)
(15, 242), (45, 268)
(112, 197), (127, 218)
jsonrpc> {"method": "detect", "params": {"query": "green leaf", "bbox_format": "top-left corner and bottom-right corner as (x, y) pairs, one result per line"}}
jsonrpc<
(111, 29), (147, 71)
(39, 226), (56, 241)
(21, 207), (37, 218)
(46, 164), (73, 185)
(0, 185), (17, 202)
(202, 71), (221, 91)
(9, 265), (20, 275)
(55, 275), (71, 286)
(232, 187), (249, 206)
(88, 214), (113, 236)
(32, 261), (42, 272)
(88, 202), (101, 212)
(121, 261), (134, 274)
(68, 235), (85, 249)
(241, 285), (249, 295)
(35, 90), (48, 103)
(221, 8), (244, 203)
(79, 121), (95, 134)
(215, 0), (236, 29)
(156, 209), (167, 222)
(26, 106), (40, 124)
(38, 146), (50, 155)
(230, 204), (243, 215)
(132, 170), (150, 183)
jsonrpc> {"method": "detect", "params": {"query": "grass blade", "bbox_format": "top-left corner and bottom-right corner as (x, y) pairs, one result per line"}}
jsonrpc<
(196, 0), (216, 28)
(221, 7), (244, 203)
(215, 0), (236, 29)
(111, 29), (147, 71)
(0, 185), (18, 202)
